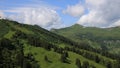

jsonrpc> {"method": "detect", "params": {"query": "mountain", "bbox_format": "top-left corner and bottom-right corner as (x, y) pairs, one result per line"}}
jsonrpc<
(0, 19), (120, 68)
(52, 24), (120, 54)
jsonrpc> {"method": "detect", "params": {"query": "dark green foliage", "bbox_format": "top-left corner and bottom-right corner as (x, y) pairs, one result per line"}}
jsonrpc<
(24, 57), (40, 68)
(82, 61), (89, 68)
(95, 55), (100, 63)
(27, 35), (52, 51)
(0, 19), (10, 37)
(60, 53), (67, 63)
(0, 38), (15, 50)
(106, 61), (112, 68)
(64, 51), (69, 58)
(60, 51), (70, 64)
(0, 38), (40, 68)
(90, 65), (96, 68)
(26, 53), (35, 61)
(44, 55), (48, 62)
(75, 58), (81, 68)
(116, 60), (120, 68)
(12, 30), (27, 39)
(0, 38), (20, 68)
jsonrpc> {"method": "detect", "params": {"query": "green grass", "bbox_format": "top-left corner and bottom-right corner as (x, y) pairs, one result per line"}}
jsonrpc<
(16, 26), (34, 34)
(52, 24), (120, 55)
(8, 22), (34, 34)
(4, 30), (15, 39)
(24, 44), (106, 68)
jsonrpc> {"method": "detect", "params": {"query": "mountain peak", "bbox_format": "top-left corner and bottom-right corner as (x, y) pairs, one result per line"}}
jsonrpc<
(71, 24), (83, 28)
(73, 24), (82, 26)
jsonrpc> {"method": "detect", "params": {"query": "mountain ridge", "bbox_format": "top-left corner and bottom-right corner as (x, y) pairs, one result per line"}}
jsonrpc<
(52, 23), (120, 55)
(0, 19), (120, 68)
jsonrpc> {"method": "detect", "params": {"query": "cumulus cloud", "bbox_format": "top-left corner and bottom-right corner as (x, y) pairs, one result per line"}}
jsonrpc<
(77, 0), (120, 27)
(78, 10), (107, 27)
(6, 7), (62, 29)
(63, 3), (85, 17)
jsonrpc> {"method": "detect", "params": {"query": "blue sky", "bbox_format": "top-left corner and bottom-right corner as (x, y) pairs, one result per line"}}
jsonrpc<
(45, 0), (81, 26)
(0, 0), (120, 29)
(0, 0), (81, 27)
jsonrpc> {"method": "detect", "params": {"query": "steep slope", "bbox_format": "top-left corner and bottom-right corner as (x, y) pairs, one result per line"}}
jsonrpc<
(52, 24), (120, 54)
(0, 19), (120, 68)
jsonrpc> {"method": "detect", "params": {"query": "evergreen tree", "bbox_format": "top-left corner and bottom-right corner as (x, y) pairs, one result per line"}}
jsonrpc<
(64, 51), (69, 58)
(95, 55), (100, 63)
(82, 61), (89, 68)
(44, 55), (48, 62)
(106, 61), (112, 68)
(75, 58), (81, 68)
(60, 53), (67, 63)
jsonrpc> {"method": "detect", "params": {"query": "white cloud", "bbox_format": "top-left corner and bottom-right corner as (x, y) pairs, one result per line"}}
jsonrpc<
(63, 3), (85, 17)
(0, 10), (5, 18)
(86, 0), (106, 8)
(6, 7), (62, 29)
(77, 0), (120, 27)
(110, 20), (120, 27)
(78, 10), (107, 27)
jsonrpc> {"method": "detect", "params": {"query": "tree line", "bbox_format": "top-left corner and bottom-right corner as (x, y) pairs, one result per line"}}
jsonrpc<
(11, 30), (120, 68)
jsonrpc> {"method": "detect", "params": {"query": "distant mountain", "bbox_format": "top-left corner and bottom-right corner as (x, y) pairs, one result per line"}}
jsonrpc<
(52, 24), (120, 54)
(0, 19), (120, 68)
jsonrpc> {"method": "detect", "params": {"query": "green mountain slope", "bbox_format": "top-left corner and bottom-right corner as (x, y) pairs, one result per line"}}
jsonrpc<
(52, 24), (120, 54)
(0, 19), (120, 68)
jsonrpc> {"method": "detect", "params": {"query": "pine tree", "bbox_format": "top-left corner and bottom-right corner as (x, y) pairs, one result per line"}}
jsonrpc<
(82, 61), (89, 68)
(44, 55), (48, 62)
(106, 61), (112, 68)
(95, 55), (100, 63)
(60, 53), (67, 63)
(75, 58), (81, 68)
(64, 51), (69, 57)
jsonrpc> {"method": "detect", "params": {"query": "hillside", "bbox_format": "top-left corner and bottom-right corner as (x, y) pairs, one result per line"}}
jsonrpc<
(0, 19), (120, 68)
(52, 24), (120, 54)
